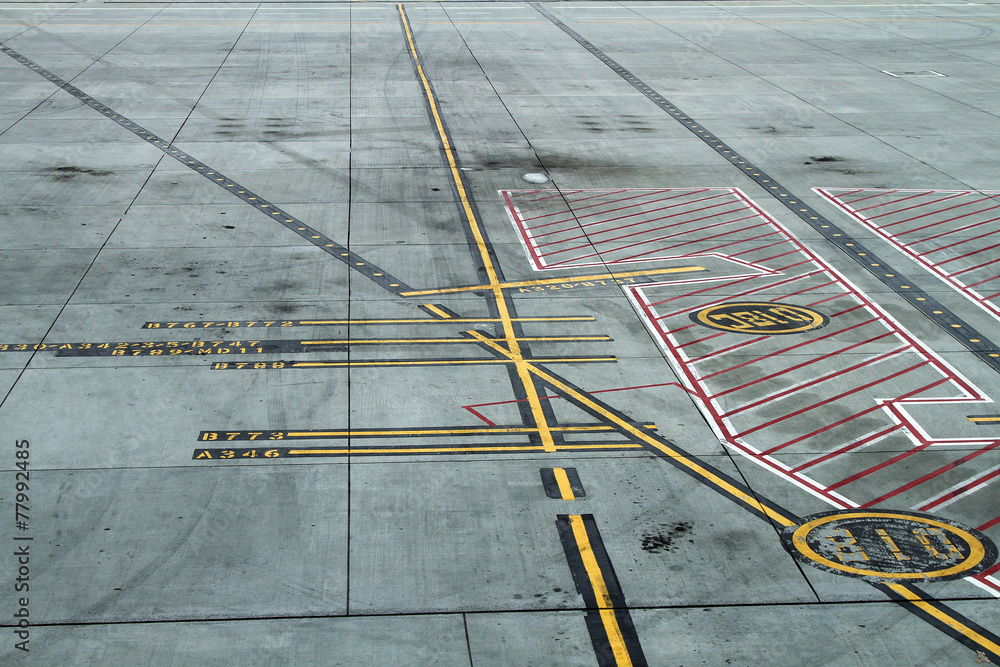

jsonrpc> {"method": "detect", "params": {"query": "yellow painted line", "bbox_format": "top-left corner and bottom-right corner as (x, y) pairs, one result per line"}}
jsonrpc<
(399, 4), (556, 453)
(467, 331), (797, 528)
(423, 304), (453, 319)
(569, 515), (633, 667)
(553, 468), (576, 500)
(423, 21), (545, 24)
(299, 336), (611, 345)
(555, 444), (644, 450)
(886, 583), (1000, 657)
(400, 266), (707, 296)
(285, 425), (649, 438)
(295, 316), (596, 324)
(287, 446), (546, 455)
(969, 417), (1000, 422)
(289, 356), (615, 368)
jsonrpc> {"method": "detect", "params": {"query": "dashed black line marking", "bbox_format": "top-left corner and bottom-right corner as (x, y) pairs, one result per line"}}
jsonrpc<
(0, 43), (411, 295)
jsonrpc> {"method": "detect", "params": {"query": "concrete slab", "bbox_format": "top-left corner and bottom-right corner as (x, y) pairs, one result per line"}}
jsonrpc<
(2, 0), (1000, 663)
(0, 615), (471, 666)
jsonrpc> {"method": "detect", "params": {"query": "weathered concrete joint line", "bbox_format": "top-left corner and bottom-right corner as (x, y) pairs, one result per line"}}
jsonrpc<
(0, 42), (412, 295)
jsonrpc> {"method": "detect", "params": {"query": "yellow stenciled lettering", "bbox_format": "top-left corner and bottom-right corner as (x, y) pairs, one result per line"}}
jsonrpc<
(707, 313), (754, 330)
(875, 528), (910, 561)
(913, 528), (963, 561)
(826, 528), (869, 563)
(770, 306), (811, 322)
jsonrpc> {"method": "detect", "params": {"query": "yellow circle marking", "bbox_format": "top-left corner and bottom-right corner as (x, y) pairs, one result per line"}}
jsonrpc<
(694, 302), (826, 335)
(791, 512), (986, 580)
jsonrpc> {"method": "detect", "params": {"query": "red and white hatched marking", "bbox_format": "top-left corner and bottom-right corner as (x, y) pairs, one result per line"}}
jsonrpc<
(817, 188), (1000, 321)
(501, 187), (1000, 594)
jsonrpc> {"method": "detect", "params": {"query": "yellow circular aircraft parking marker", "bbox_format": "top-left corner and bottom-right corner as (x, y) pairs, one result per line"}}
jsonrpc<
(781, 509), (997, 583)
(690, 302), (828, 335)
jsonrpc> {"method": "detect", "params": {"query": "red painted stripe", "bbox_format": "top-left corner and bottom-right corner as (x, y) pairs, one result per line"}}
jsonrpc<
(764, 373), (944, 457)
(462, 380), (705, 413)
(892, 203), (1000, 239)
(647, 275), (760, 309)
(951, 252), (1000, 277)
(556, 215), (765, 266)
(820, 383), (956, 489)
(727, 238), (792, 259)
(920, 217), (1000, 254)
(979, 289), (1000, 301)
(689, 301), (857, 370)
(791, 425), (901, 472)
(781, 278), (839, 300)
(979, 516), (1000, 532)
(700, 315), (882, 381)
(464, 406), (497, 426)
(541, 210), (757, 263)
(853, 190), (933, 213)
(515, 189), (604, 218)
(937, 238), (1000, 266)
(690, 336), (762, 362)
(768, 403), (898, 457)
(566, 190), (722, 228)
(842, 189), (906, 208)
(562, 188), (634, 205)
(868, 192), (970, 222)
(766, 253), (811, 270)
(909, 213), (1000, 246)
(743, 361), (929, 442)
(860, 440), (1000, 508)
(677, 330), (729, 349)
(654, 270), (824, 318)
(718, 337), (901, 407)
(966, 273), (1000, 289)
(681, 230), (787, 262)
(879, 195), (992, 229)
(806, 292), (852, 310)
(524, 189), (707, 228)
(918, 466), (1000, 511)
(532, 199), (743, 246)
(694, 297), (871, 386)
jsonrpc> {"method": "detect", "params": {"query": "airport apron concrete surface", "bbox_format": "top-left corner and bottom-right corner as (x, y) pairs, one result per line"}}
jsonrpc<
(1, 0), (1000, 664)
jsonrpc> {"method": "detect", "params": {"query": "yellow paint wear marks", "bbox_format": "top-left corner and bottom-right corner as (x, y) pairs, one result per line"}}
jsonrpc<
(400, 266), (707, 296)
(568, 515), (633, 667)
(290, 356), (615, 368)
(299, 336), (611, 345)
(399, 4), (556, 452)
(467, 331), (797, 528)
(423, 304), (453, 319)
(285, 424), (649, 438)
(886, 583), (1000, 657)
(791, 512), (987, 580)
(553, 468), (576, 500)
